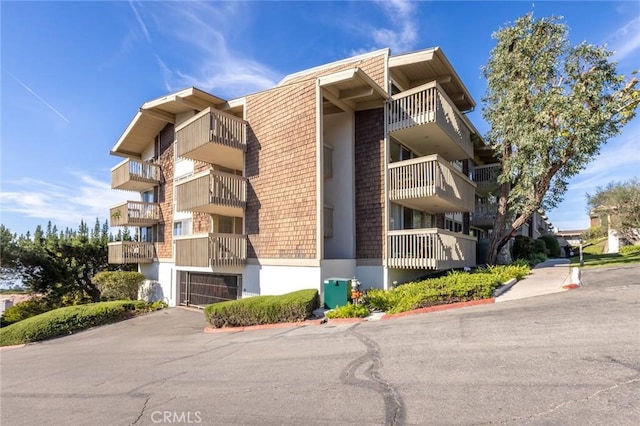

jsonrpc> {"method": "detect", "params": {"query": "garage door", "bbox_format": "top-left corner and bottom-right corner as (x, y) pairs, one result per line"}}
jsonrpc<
(178, 272), (240, 308)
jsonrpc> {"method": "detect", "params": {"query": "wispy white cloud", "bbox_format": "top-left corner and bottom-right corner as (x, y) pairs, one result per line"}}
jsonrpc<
(5, 71), (70, 123)
(609, 15), (640, 62)
(129, 0), (151, 43)
(573, 131), (640, 183)
(548, 123), (640, 230)
(136, 2), (279, 98)
(373, 0), (418, 53)
(0, 173), (132, 229)
(352, 0), (418, 56)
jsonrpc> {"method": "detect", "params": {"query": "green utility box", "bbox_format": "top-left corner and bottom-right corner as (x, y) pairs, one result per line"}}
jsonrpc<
(323, 278), (351, 309)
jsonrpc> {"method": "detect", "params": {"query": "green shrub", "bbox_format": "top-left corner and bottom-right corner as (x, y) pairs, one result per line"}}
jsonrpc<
(204, 289), (319, 328)
(619, 245), (640, 255)
(533, 239), (548, 255)
(538, 235), (561, 257)
(364, 289), (401, 312)
(481, 263), (531, 281)
(527, 252), (548, 266)
(512, 236), (535, 260)
(93, 271), (146, 301)
(0, 297), (55, 327)
(363, 263), (531, 315)
(0, 300), (165, 346)
(326, 303), (370, 319)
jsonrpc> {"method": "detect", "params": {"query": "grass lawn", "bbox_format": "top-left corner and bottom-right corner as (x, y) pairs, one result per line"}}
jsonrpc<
(582, 238), (607, 255)
(570, 250), (640, 268)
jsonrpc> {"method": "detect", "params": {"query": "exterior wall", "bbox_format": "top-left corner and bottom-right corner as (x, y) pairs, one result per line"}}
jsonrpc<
(323, 112), (355, 259)
(354, 265), (385, 290)
(244, 80), (318, 259)
(354, 108), (385, 259)
(140, 261), (177, 306)
(607, 229), (620, 254)
(281, 53), (386, 92)
(320, 259), (356, 282)
(244, 264), (322, 296)
(156, 124), (175, 260)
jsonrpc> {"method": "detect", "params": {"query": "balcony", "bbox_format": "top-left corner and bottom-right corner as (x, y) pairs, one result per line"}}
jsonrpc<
(175, 233), (247, 268)
(471, 202), (496, 229)
(111, 159), (160, 192)
(387, 228), (476, 270)
(175, 170), (247, 217)
(387, 82), (473, 161)
(109, 201), (160, 227)
(471, 163), (500, 195)
(388, 154), (476, 213)
(108, 241), (155, 264)
(176, 107), (246, 170)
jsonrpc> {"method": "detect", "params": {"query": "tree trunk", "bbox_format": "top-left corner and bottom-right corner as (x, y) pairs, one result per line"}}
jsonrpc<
(486, 181), (511, 264)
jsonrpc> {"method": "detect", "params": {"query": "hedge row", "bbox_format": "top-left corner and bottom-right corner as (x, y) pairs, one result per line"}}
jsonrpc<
(205, 289), (319, 328)
(0, 300), (166, 346)
(619, 245), (640, 255)
(364, 264), (530, 314)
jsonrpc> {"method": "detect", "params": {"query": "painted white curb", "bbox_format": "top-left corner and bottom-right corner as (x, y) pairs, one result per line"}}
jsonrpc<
(570, 267), (581, 286)
(492, 278), (518, 298)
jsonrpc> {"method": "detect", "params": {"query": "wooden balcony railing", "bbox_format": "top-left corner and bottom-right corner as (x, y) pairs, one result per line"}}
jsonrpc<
(471, 163), (501, 195)
(175, 233), (247, 268)
(175, 107), (246, 167)
(175, 170), (246, 216)
(387, 82), (473, 159)
(109, 201), (160, 227)
(388, 154), (476, 213)
(108, 241), (155, 264)
(387, 228), (476, 270)
(111, 159), (160, 192)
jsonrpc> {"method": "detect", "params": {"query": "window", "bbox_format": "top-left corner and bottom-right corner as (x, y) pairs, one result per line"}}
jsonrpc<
(141, 190), (155, 203)
(173, 219), (192, 236)
(390, 140), (415, 163)
(217, 216), (234, 234)
(141, 226), (154, 242)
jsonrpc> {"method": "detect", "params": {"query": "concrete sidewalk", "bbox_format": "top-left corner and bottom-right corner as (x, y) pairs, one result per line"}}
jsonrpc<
(496, 258), (573, 302)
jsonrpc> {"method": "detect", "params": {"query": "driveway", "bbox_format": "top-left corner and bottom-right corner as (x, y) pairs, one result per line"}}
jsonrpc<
(2, 266), (639, 425)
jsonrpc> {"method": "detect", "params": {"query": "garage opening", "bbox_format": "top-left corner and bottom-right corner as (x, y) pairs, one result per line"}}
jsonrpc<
(178, 272), (241, 308)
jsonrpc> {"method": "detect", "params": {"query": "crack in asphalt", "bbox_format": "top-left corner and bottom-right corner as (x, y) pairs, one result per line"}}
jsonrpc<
(340, 325), (406, 426)
(129, 395), (150, 425)
(499, 376), (640, 424)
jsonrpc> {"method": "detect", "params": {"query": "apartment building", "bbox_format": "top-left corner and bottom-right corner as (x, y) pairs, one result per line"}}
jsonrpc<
(108, 47), (485, 307)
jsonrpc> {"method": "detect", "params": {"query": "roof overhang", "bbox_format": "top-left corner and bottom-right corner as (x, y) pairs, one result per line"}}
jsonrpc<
(110, 87), (227, 158)
(389, 47), (475, 112)
(318, 67), (388, 113)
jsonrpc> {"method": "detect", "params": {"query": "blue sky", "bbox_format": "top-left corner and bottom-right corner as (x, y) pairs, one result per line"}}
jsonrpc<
(1, 0), (639, 236)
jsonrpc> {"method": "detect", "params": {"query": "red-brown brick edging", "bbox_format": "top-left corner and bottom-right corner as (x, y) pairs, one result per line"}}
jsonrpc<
(381, 298), (496, 320)
(204, 319), (324, 333)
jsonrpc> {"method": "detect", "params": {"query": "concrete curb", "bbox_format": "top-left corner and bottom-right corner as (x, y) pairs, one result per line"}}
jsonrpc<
(381, 298), (496, 320)
(204, 319), (323, 333)
(492, 278), (518, 298)
(0, 344), (26, 351)
(327, 317), (366, 324)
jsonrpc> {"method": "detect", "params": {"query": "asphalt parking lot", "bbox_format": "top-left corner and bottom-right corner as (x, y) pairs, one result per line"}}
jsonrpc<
(1, 265), (639, 425)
